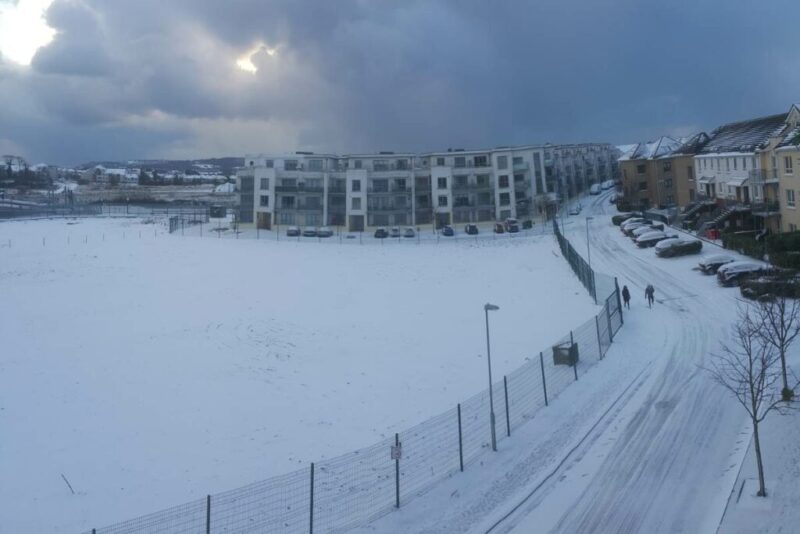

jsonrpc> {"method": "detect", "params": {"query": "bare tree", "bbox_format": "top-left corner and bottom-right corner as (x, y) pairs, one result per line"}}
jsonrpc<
(756, 294), (800, 401)
(704, 306), (798, 497)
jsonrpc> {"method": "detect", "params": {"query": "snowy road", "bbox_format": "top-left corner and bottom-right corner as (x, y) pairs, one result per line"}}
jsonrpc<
(502, 192), (748, 533)
(361, 191), (752, 534)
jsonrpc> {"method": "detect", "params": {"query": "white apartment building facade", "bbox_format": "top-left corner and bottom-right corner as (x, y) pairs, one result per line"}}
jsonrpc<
(237, 143), (617, 231)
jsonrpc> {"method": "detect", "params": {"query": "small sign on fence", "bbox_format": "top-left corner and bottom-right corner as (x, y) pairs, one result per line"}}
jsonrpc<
(390, 444), (402, 460)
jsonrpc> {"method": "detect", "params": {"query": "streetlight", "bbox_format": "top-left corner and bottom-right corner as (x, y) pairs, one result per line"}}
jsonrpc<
(484, 303), (500, 452)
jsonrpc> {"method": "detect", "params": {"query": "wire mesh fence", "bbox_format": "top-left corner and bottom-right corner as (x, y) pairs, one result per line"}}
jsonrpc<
(82, 219), (624, 534)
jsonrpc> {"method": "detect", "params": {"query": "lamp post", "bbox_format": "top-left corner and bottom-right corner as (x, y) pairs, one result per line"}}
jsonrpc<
(585, 216), (594, 270)
(484, 303), (500, 452)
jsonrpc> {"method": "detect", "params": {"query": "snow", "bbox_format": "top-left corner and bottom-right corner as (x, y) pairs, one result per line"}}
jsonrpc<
(0, 216), (598, 532)
(214, 182), (235, 193)
(357, 190), (772, 534)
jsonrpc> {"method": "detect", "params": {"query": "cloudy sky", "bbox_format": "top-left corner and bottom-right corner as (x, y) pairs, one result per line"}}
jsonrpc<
(0, 0), (798, 165)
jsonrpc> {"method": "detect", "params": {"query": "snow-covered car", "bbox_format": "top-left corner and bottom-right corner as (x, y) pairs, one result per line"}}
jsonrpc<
(630, 224), (665, 239)
(442, 225), (455, 236)
(389, 226), (401, 238)
(286, 225), (301, 237)
(601, 179), (616, 190)
(612, 212), (638, 226)
(655, 237), (702, 257)
(716, 261), (773, 287)
(568, 204), (582, 216)
(403, 227), (416, 238)
(317, 226), (334, 238)
(464, 223), (479, 235)
(635, 231), (675, 248)
(622, 221), (650, 236)
(589, 184), (601, 195)
(374, 227), (388, 238)
(620, 217), (647, 231)
(302, 227), (317, 237)
(698, 254), (736, 274)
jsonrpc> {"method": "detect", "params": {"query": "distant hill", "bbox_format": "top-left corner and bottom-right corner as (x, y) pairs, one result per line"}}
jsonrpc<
(77, 157), (245, 176)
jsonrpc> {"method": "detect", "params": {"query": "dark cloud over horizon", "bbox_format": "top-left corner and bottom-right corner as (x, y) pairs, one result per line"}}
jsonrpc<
(1, 0), (798, 166)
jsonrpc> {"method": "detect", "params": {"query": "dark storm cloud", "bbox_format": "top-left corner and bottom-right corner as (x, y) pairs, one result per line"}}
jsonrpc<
(1, 0), (798, 165)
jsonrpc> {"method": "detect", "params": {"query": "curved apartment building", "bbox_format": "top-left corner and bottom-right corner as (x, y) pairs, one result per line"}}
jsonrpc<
(237, 143), (618, 231)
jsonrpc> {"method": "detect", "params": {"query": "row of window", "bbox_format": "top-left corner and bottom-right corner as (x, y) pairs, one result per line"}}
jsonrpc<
(259, 192), (520, 210)
(699, 156), (757, 172)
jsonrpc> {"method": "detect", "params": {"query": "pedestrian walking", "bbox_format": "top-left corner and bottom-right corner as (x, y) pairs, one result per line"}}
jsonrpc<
(645, 284), (655, 308)
(622, 285), (631, 309)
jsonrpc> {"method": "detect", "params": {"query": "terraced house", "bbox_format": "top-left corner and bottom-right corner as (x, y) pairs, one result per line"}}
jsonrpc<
(236, 143), (618, 231)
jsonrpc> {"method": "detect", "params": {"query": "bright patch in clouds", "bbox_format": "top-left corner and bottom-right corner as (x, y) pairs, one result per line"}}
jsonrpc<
(236, 43), (276, 73)
(0, 0), (55, 65)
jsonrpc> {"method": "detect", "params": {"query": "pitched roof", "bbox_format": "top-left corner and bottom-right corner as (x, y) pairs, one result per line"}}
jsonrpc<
(778, 125), (800, 148)
(700, 112), (788, 154)
(619, 136), (682, 161)
(669, 132), (711, 156)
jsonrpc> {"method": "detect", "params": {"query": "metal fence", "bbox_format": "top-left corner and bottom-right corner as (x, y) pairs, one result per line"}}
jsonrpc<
(82, 221), (623, 534)
(168, 211), (211, 234)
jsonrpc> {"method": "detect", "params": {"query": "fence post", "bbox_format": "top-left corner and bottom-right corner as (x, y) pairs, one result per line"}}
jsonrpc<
(615, 277), (624, 325)
(394, 433), (400, 508)
(606, 300), (614, 343)
(539, 351), (548, 406)
(595, 314), (603, 359)
(571, 331), (578, 381)
(457, 404), (464, 472)
(309, 462), (315, 534)
(206, 494), (211, 534)
(503, 376), (511, 437)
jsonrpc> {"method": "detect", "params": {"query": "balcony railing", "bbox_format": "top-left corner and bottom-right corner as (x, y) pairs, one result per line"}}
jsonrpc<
(452, 182), (493, 191)
(368, 187), (412, 194)
(751, 201), (780, 215)
(274, 185), (324, 193)
(748, 169), (779, 184)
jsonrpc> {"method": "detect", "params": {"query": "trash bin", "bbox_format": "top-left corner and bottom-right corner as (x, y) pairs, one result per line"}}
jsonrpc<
(552, 341), (579, 366)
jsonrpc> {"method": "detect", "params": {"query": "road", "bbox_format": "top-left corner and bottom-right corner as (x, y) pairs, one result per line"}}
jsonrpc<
(502, 192), (748, 533)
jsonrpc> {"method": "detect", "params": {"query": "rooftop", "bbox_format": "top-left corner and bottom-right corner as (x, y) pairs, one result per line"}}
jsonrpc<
(700, 112), (788, 154)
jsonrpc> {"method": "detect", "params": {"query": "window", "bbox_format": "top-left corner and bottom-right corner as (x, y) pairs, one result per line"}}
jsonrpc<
(285, 159), (299, 171)
(790, 224), (798, 232)
(636, 164), (646, 174)
(499, 175), (509, 188)
(499, 192), (510, 206)
(733, 158), (737, 170)
(454, 156), (466, 168)
(438, 195), (448, 207)
(352, 179), (361, 192)
(772, 156), (777, 169)
(266, 160), (274, 168)
(454, 195), (469, 207)
(260, 178), (269, 190)
(787, 189), (796, 208)
(279, 212), (294, 225)
(786, 156), (794, 174)
(726, 158), (730, 171)
(373, 160), (389, 171)
(514, 173), (524, 183)
(752, 157), (756, 169)
(436, 157), (445, 166)
(396, 159), (409, 170)
(666, 195), (674, 204)
(742, 157), (746, 170)
(371, 179), (388, 193)
(662, 161), (672, 172)
(688, 166), (694, 179)
(304, 178), (322, 190)
(477, 174), (490, 187)
(639, 181), (647, 191)
(437, 177), (448, 189)
(249, 160), (254, 166)
(454, 175), (468, 188)
(474, 155), (488, 167)
(497, 156), (508, 170)
(281, 178), (296, 188)
(281, 196), (295, 208)
(308, 159), (323, 171)
(351, 197), (361, 210)
(395, 178), (406, 191)
(512, 156), (523, 166)
(663, 178), (673, 189)
(260, 195), (269, 207)
(354, 160), (362, 169)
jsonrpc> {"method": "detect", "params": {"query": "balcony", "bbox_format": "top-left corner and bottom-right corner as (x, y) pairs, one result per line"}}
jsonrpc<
(748, 169), (779, 185)
(513, 162), (529, 170)
(274, 185), (324, 193)
(368, 187), (412, 194)
(751, 201), (780, 216)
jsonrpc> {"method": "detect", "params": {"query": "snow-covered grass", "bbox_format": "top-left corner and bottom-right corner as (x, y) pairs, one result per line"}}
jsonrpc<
(0, 216), (597, 533)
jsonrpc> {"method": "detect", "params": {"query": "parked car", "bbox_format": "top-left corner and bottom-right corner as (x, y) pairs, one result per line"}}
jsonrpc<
(374, 227), (388, 238)
(403, 227), (416, 238)
(464, 223), (479, 235)
(612, 212), (639, 226)
(630, 225), (665, 239)
(620, 217), (647, 231)
(389, 226), (401, 238)
(494, 222), (505, 234)
(504, 218), (520, 233)
(740, 272), (800, 300)
(317, 226), (334, 238)
(716, 261), (773, 287)
(286, 225), (301, 237)
(442, 225), (455, 236)
(622, 221), (650, 236)
(302, 227), (317, 237)
(568, 204), (582, 216)
(601, 179), (616, 190)
(698, 254), (736, 274)
(589, 184), (601, 195)
(655, 237), (703, 257)
(635, 231), (675, 248)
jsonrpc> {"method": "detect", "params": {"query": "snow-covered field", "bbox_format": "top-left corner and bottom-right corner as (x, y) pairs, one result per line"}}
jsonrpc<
(0, 216), (597, 532)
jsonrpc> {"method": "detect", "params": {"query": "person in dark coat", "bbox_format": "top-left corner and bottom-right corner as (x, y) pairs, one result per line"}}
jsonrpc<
(645, 284), (655, 308)
(622, 285), (631, 309)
